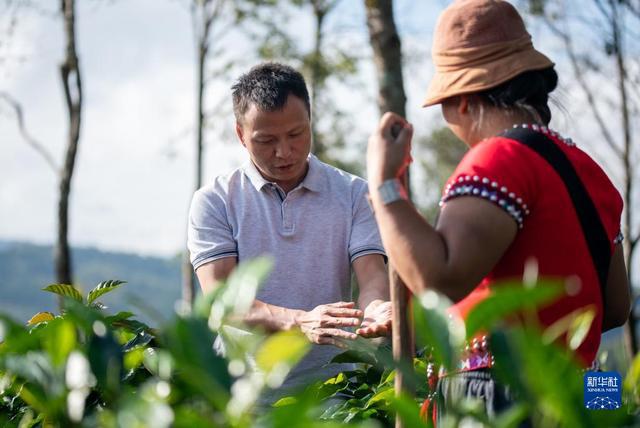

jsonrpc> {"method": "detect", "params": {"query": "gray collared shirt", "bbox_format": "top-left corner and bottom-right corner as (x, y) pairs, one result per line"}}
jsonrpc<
(187, 154), (385, 400)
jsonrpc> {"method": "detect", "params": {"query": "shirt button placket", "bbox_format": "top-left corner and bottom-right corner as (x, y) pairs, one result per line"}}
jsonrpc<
(282, 198), (294, 233)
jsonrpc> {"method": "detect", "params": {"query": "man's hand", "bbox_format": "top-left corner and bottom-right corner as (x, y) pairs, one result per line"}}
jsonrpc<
(356, 299), (391, 338)
(296, 301), (363, 347)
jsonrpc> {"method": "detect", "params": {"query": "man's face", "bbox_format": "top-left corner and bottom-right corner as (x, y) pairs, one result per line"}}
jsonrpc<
(236, 95), (312, 192)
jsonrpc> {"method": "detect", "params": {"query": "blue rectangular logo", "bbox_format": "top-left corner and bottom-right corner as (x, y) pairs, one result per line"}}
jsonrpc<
(584, 371), (622, 410)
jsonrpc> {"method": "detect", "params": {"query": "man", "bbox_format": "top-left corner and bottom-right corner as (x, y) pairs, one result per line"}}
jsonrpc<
(187, 62), (390, 401)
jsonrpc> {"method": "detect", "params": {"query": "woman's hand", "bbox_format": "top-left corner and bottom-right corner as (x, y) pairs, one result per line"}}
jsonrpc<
(366, 112), (414, 189)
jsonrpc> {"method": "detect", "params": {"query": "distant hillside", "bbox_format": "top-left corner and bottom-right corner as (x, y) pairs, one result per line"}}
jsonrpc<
(0, 241), (183, 325)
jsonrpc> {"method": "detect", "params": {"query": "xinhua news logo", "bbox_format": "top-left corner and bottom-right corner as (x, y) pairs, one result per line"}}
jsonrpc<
(584, 371), (622, 410)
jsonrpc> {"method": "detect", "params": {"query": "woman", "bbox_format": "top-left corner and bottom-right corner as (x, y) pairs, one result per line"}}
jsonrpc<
(366, 0), (630, 421)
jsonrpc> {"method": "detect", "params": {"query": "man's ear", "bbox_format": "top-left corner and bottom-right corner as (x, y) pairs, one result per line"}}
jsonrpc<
(235, 122), (246, 148)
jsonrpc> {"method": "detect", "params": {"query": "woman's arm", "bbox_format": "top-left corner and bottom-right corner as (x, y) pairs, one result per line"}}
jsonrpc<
(602, 243), (631, 331)
(369, 193), (516, 302)
(366, 112), (517, 302)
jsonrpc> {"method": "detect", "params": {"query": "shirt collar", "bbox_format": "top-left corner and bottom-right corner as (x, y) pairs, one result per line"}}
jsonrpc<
(242, 154), (326, 193)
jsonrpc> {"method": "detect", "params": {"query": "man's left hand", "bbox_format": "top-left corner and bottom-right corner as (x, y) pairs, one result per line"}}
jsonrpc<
(356, 300), (392, 338)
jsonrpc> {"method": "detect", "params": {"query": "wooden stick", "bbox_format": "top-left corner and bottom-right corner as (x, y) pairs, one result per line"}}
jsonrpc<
(389, 126), (415, 428)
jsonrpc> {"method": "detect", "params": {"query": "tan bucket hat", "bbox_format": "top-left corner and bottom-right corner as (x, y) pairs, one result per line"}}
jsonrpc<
(423, 0), (554, 107)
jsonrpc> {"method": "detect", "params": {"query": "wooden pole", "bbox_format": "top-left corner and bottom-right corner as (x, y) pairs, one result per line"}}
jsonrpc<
(389, 130), (414, 428)
(364, 2), (414, 426)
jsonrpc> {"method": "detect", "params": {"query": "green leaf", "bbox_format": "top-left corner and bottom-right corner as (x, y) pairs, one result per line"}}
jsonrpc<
(365, 387), (393, 408)
(255, 329), (309, 374)
(192, 289), (217, 319)
(330, 349), (378, 366)
(494, 403), (530, 428)
(90, 301), (108, 310)
(272, 396), (297, 407)
(542, 305), (596, 350)
(491, 327), (590, 427)
(87, 280), (126, 304)
(57, 298), (104, 334)
(109, 318), (153, 335)
(106, 311), (134, 321)
(3, 353), (59, 414)
(26, 312), (55, 326)
(122, 329), (154, 352)
(42, 318), (76, 367)
(0, 315), (40, 354)
(624, 352), (640, 394)
(88, 329), (123, 402)
(209, 257), (273, 330)
(123, 347), (145, 371)
(390, 393), (428, 428)
(162, 317), (231, 409)
(412, 291), (463, 370)
(42, 284), (83, 303)
(324, 372), (348, 385)
(142, 348), (174, 380)
(464, 280), (564, 339)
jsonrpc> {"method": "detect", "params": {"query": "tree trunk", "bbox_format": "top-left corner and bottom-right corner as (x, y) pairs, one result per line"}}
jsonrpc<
(364, 2), (412, 426)
(183, 0), (216, 306)
(56, 0), (82, 304)
(364, 0), (406, 117)
(310, 1), (327, 159)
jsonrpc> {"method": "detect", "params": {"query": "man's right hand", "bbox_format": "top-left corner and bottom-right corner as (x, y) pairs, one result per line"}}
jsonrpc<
(295, 301), (363, 347)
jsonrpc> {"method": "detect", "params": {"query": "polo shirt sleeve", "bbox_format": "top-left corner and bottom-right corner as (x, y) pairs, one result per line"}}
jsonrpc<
(187, 187), (238, 270)
(440, 137), (537, 230)
(349, 181), (386, 263)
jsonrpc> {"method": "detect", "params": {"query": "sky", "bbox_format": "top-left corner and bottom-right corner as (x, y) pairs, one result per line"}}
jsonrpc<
(0, 0), (635, 261)
(0, 0), (441, 257)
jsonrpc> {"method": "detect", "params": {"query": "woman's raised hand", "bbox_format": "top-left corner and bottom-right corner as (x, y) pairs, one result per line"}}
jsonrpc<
(366, 112), (414, 189)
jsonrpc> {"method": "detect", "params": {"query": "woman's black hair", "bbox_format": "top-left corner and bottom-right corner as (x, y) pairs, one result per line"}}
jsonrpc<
(476, 67), (558, 125)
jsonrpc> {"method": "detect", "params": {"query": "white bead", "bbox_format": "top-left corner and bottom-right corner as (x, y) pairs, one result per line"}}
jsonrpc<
(501, 186), (508, 193)
(508, 192), (515, 198)
(472, 188), (479, 195)
(491, 182), (498, 188)
(516, 197), (523, 204)
(473, 175), (480, 181)
(482, 178), (490, 184)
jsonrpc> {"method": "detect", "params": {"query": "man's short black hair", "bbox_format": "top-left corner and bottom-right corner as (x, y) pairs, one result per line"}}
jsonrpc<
(231, 62), (311, 123)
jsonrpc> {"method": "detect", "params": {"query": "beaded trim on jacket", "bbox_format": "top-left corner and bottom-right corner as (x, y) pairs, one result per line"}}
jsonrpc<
(439, 124), (576, 229)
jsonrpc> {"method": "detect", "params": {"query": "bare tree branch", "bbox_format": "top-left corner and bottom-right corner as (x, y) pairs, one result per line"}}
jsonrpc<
(0, 91), (58, 172)
(544, 15), (624, 160)
(593, 0), (613, 22)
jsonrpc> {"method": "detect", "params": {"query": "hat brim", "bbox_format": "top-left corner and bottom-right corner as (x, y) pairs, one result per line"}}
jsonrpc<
(422, 49), (554, 107)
